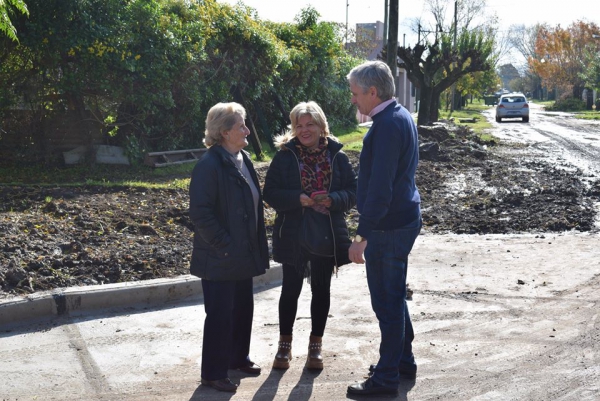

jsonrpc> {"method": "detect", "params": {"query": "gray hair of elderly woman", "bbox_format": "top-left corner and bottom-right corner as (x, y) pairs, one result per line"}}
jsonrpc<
(203, 102), (246, 148)
(346, 60), (395, 101)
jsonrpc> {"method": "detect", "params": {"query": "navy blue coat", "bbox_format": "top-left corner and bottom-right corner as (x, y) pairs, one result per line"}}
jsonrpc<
(356, 101), (421, 238)
(189, 145), (269, 281)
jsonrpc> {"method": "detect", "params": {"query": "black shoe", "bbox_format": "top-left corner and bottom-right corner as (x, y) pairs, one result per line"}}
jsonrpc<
(368, 364), (417, 380)
(200, 377), (238, 392)
(231, 361), (261, 375)
(347, 378), (398, 396)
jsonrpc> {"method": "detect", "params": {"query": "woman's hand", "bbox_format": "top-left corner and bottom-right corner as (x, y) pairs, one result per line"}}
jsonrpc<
(317, 197), (332, 208)
(300, 193), (315, 207)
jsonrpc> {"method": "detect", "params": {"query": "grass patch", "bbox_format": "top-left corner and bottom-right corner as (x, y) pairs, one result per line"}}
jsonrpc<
(575, 110), (600, 120)
(441, 103), (494, 137)
(531, 100), (554, 109)
(0, 162), (196, 188)
(333, 125), (368, 152)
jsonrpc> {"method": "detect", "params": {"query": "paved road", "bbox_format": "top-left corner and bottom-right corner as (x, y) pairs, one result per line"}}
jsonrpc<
(2, 233), (599, 400)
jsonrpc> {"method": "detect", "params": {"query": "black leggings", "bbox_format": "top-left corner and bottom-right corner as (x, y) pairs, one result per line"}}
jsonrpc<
(278, 262), (333, 337)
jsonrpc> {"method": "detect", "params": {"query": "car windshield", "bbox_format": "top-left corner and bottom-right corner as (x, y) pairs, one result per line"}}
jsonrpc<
(502, 96), (525, 103)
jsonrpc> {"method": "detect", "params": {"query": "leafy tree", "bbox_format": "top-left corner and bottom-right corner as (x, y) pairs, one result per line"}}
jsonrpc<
(266, 7), (359, 130)
(530, 21), (600, 99)
(0, 0), (361, 164)
(498, 64), (520, 90)
(506, 24), (546, 99)
(3, 0), (213, 154)
(455, 67), (500, 101)
(393, 0), (497, 124)
(397, 30), (494, 125)
(579, 47), (600, 93)
(0, 0), (28, 41)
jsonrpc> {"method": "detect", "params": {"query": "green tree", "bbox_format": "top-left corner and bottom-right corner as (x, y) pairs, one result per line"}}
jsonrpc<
(398, 30), (494, 125)
(0, 0), (360, 165)
(498, 64), (520, 90)
(394, 0), (497, 124)
(1, 0), (215, 160)
(455, 68), (500, 103)
(0, 0), (28, 41)
(267, 7), (359, 130)
(579, 47), (600, 93)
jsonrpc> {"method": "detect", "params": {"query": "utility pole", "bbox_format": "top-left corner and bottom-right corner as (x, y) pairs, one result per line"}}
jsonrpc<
(386, 0), (398, 81)
(345, 0), (349, 44)
(383, 0), (388, 44)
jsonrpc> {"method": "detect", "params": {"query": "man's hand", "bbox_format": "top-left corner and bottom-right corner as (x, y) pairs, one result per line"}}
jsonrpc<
(349, 240), (367, 264)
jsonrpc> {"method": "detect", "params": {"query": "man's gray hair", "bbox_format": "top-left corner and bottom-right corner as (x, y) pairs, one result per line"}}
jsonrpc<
(346, 60), (395, 100)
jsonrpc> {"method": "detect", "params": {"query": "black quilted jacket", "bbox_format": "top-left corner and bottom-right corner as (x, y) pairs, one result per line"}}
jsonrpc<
(189, 145), (269, 280)
(263, 138), (357, 267)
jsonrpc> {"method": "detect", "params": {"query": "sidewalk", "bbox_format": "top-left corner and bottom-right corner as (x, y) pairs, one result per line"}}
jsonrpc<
(1, 232), (599, 400)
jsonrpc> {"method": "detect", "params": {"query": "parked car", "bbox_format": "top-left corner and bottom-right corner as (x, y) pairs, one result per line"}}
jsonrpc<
(495, 93), (529, 123)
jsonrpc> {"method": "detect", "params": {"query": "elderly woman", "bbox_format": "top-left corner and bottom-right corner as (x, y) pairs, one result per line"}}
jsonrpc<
(189, 102), (269, 393)
(263, 101), (357, 370)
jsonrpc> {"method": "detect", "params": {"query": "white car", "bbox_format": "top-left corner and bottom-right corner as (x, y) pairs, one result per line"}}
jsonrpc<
(495, 93), (529, 123)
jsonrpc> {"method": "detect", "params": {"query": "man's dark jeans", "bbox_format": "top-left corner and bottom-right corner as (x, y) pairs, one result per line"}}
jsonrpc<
(365, 216), (421, 387)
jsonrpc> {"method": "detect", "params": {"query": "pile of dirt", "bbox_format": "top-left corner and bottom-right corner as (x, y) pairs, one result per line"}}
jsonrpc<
(1, 122), (597, 299)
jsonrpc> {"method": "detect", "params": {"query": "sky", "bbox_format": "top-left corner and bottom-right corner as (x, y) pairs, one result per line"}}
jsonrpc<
(219, 0), (599, 50)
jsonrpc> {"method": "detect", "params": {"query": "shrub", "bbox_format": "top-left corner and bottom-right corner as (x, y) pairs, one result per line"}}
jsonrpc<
(545, 97), (586, 111)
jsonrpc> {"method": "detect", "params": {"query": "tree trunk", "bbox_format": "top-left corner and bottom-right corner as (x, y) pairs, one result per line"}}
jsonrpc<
(417, 86), (441, 126)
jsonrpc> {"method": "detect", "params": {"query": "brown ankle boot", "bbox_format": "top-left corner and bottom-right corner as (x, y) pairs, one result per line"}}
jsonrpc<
(273, 335), (293, 369)
(305, 335), (323, 370)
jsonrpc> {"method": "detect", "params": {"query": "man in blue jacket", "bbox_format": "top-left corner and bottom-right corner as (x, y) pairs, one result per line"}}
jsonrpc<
(346, 60), (422, 397)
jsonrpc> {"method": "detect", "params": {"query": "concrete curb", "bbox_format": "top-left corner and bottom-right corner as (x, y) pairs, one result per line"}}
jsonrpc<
(0, 262), (282, 326)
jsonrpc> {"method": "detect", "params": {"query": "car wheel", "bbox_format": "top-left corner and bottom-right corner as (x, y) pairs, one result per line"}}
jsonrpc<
(496, 116), (501, 122)
(523, 117), (529, 122)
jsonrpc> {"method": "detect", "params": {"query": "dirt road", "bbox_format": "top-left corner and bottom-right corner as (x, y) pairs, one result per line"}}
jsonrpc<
(484, 103), (600, 180)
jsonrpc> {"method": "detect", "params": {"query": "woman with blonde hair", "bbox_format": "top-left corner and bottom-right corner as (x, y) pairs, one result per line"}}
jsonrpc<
(263, 101), (356, 370)
(189, 102), (269, 393)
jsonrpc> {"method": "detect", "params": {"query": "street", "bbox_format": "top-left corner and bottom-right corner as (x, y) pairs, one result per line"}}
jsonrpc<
(484, 103), (600, 178)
